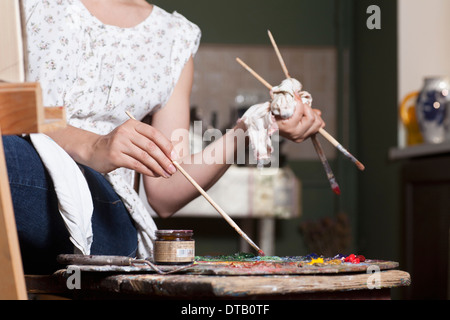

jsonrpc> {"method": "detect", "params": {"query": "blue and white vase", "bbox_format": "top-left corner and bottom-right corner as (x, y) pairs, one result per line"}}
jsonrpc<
(416, 77), (450, 144)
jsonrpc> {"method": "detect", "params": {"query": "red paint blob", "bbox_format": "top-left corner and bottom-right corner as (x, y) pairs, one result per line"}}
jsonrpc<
(333, 186), (341, 195)
(344, 254), (356, 262)
(344, 253), (365, 264)
(258, 250), (266, 257)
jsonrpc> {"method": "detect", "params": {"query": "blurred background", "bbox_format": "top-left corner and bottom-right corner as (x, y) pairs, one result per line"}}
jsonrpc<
(150, 0), (450, 299)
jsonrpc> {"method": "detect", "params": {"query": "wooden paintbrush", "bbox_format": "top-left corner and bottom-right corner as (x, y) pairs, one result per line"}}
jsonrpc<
(125, 111), (265, 256)
(311, 134), (340, 195)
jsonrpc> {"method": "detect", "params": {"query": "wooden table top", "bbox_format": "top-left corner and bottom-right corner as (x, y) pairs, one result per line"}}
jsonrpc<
(26, 268), (411, 300)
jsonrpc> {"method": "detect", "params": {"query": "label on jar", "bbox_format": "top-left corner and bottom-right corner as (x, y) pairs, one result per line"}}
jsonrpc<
(154, 240), (195, 263)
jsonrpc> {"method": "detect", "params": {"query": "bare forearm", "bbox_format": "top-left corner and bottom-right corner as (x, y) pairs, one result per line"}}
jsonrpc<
(144, 121), (248, 218)
(46, 120), (176, 177)
(46, 125), (98, 167)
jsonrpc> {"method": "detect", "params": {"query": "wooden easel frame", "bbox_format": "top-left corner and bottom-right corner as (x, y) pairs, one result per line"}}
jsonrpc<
(0, 0), (27, 300)
(0, 129), (27, 300)
(0, 83), (66, 300)
(0, 1), (66, 300)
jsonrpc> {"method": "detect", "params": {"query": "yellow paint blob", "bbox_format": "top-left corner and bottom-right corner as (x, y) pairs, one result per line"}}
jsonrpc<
(307, 257), (324, 265)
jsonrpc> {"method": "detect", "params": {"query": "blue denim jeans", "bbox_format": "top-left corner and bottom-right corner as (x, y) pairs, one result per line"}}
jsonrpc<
(2, 136), (138, 274)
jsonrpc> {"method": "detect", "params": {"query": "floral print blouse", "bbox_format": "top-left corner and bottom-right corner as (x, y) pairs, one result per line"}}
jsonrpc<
(22, 0), (201, 258)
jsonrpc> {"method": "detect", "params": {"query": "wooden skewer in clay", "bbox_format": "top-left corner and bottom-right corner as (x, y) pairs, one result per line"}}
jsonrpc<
(125, 111), (265, 256)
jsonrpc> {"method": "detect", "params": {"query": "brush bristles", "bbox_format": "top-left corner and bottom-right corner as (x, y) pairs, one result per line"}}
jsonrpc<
(332, 185), (341, 195)
(356, 161), (365, 171)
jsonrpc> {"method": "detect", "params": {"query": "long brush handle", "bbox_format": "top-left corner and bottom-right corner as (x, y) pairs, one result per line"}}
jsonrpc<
(126, 111), (265, 256)
(318, 129), (365, 171)
(268, 30), (290, 79)
(171, 161), (264, 256)
(311, 135), (340, 195)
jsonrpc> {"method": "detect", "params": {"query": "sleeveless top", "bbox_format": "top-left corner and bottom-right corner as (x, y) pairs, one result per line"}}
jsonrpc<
(22, 0), (201, 258)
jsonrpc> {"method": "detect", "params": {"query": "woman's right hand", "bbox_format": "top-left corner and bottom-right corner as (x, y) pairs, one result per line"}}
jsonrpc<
(89, 119), (177, 178)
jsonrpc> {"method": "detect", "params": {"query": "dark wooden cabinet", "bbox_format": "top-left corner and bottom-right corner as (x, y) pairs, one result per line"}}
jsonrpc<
(400, 154), (450, 299)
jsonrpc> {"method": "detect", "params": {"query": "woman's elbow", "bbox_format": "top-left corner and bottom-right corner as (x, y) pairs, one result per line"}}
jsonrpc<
(146, 195), (178, 219)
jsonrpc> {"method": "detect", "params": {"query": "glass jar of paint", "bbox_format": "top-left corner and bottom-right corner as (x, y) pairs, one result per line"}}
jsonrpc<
(154, 230), (195, 265)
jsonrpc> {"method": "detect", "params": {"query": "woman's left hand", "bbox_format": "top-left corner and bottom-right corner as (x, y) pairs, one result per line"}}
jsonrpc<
(276, 99), (325, 143)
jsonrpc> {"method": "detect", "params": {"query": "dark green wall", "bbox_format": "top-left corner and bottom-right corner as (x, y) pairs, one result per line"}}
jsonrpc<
(354, 0), (400, 261)
(152, 0), (336, 45)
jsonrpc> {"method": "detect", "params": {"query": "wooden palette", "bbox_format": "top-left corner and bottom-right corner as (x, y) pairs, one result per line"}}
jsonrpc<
(185, 259), (398, 275)
(61, 256), (399, 276)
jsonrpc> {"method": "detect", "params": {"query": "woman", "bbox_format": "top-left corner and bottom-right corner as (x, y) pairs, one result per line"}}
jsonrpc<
(4, 0), (324, 273)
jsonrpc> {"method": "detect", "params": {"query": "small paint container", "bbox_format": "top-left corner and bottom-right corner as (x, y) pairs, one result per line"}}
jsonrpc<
(154, 230), (195, 265)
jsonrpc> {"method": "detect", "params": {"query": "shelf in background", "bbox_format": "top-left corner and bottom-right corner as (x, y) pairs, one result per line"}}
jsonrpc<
(389, 141), (450, 160)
